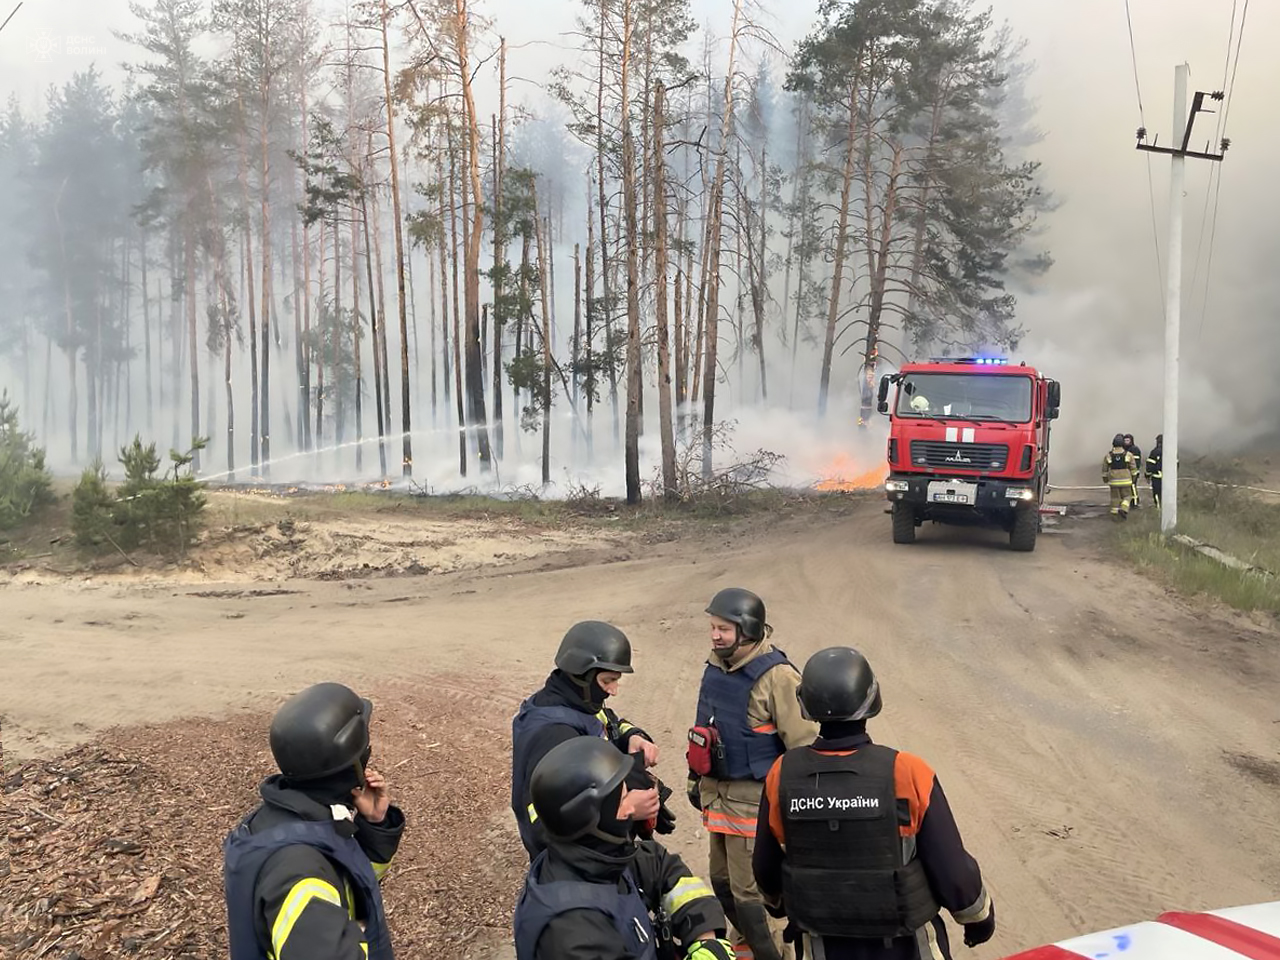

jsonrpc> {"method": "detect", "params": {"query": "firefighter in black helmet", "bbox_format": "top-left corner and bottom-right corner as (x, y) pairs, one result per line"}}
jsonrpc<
(223, 682), (405, 960)
(512, 620), (675, 861)
(687, 588), (817, 960)
(514, 736), (733, 960)
(753, 648), (996, 960)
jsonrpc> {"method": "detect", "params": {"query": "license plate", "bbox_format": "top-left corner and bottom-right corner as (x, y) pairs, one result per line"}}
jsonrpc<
(928, 480), (976, 505)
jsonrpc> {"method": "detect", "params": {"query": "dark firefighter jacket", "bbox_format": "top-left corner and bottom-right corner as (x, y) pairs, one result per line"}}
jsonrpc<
(1146, 446), (1163, 479)
(512, 670), (657, 858)
(228, 775), (405, 960)
(753, 730), (991, 960)
(517, 837), (726, 960)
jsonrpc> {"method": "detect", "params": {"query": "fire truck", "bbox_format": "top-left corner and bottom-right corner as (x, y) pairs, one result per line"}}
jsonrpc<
(877, 357), (1061, 551)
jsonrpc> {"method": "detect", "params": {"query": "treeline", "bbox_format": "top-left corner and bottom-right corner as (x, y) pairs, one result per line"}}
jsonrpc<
(0, 0), (1051, 502)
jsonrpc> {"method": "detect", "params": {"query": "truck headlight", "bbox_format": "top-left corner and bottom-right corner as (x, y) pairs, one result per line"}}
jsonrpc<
(1005, 487), (1035, 501)
(885, 480), (910, 493)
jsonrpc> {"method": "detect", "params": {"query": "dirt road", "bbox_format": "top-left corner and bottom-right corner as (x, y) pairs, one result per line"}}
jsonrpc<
(3, 496), (1278, 959)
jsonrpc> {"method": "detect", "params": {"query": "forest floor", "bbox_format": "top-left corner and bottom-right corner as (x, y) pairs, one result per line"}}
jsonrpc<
(2, 480), (1278, 960)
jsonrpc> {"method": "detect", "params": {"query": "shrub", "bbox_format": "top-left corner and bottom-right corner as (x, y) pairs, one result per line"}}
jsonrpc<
(71, 436), (208, 556)
(0, 392), (54, 530)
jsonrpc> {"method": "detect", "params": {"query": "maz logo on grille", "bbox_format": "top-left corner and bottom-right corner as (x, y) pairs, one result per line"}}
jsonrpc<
(911, 441), (1009, 470)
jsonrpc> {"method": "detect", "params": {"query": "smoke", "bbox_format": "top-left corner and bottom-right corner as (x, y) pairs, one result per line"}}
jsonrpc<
(1012, 286), (1271, 476)
(3, 0), (1279, 500)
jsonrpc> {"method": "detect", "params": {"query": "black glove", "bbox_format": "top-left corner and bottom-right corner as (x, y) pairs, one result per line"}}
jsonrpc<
(765, 898), (787, 921)
(655, 780), (677, 834)
(963, 900), (996, 948)
(686, 777), (702, 812)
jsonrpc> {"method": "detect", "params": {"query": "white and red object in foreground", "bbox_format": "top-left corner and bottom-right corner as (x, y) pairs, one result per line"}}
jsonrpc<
(1003, 903), (1280, 960)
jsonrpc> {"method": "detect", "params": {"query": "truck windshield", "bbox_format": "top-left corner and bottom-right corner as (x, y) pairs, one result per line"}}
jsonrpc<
(896, 373), (1033, 422)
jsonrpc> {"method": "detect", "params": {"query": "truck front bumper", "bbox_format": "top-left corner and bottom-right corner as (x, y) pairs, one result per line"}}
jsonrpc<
(884, 474), (1038, 512)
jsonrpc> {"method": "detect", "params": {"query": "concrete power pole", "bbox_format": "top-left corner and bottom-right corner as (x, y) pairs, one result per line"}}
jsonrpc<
(1135, 64), (1227, 533)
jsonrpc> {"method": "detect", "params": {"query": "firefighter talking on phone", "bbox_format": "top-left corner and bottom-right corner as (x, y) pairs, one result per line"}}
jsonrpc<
(686, 588), (818, 960)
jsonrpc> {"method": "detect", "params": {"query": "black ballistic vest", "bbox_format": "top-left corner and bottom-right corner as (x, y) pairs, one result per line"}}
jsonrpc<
(778, 744), (939, 940)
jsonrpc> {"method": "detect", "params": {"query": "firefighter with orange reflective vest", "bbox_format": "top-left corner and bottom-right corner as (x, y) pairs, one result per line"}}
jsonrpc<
(753, 648), (996, 960)
(686, 589), (818, 960)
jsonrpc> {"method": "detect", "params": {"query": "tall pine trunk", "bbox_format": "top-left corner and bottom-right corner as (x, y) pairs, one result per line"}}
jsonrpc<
(817, 80), (860, 419)
(259, 80), (273, 476)
(620, 0), (642, 503)
(653, 82), (677, 500)
(699, 0), (744, 477)
(361, 187), (388, 477)
(595, 0), (619, 444)
(533, 184), (553, 486)
(455, 0), (492, 469)
(381, 0), (413, 475)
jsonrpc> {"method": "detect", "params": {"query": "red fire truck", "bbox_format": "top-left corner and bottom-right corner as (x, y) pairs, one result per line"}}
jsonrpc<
(877, 357), (1061, 551)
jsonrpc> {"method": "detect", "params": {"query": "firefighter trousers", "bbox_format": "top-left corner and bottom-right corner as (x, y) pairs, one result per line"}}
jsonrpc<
(708, 831), (792, 960)
(1150, 478), (1162, 508)
(1109, 483), (1133, 517)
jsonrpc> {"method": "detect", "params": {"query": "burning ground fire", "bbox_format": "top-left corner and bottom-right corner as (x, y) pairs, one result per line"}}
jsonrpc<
(811, 453), (886, 492)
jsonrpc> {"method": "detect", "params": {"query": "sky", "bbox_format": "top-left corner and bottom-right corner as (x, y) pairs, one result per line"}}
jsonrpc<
(1, 0), (1277, 475)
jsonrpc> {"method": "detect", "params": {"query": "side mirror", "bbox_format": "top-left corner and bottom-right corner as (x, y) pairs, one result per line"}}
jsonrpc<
(1048, 407), (1060, 421)
(877, 375), (891, 414)
(1046, 380), (1061, 410)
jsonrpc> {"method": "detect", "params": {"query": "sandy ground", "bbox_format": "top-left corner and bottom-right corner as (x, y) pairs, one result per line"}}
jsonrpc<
(2, 494), (1278, 959)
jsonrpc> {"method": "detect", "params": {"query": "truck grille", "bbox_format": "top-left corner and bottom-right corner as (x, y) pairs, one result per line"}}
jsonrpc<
(909, 441), (1009, 471)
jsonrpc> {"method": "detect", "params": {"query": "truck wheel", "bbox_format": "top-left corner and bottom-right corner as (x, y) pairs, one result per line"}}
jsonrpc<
(892, 502), (916, 544)
(1009, 507), (1038, 552)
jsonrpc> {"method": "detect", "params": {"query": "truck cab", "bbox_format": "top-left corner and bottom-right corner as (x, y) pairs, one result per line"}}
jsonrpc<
(877, 357), (1061, 551)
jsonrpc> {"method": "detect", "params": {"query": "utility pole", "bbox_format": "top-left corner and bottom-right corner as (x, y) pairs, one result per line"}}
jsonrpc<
(1135, 64), (1227, 533)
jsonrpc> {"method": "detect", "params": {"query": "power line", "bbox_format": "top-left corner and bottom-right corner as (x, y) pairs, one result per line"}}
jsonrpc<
(1221, 0), (1250, 137)
(1125, 0), (1165, 314)
(1123, 0), (1147, 125)
(1193, 0), (1248, 339)
(0, 2), (22, 34)
(1189, 0), (1237, 309)
(1195, 166), (1225, 339)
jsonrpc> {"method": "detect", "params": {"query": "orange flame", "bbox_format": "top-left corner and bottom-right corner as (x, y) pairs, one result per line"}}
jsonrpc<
(812, 453), (886, 492)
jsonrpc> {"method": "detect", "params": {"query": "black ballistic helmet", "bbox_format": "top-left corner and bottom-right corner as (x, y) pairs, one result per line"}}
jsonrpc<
(797, 647), (882, 723)
(555, 621), (634, 677)
(1112, 433), (1126, 448)
(705, 587), (767, 641)
(269, 682), (373, 781)
(530, 736), (633, 842)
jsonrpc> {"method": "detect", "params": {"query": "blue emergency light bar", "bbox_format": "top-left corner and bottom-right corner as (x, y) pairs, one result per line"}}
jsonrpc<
(928, 356), (1009, 365)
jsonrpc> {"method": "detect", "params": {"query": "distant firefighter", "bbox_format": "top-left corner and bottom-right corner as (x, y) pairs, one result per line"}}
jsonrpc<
(1103, 434), (1139, 520)
(1146, 434), (1164, 509)
(1122, 434), (1143, 507)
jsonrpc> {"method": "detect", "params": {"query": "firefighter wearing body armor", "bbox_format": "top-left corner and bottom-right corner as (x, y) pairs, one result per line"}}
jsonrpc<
(1103, 434), (1139, 520)
(513, 736), (734, 960)
(1146, 434), (1164, 509)
(753, 648), (995, 960)
(687, 588), (818, 960)
(223, 682), (405, 960)
(512, 620), (676, 862)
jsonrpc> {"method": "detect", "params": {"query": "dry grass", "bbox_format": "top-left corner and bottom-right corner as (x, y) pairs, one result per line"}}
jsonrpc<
(1115, 463), (1280, 617)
